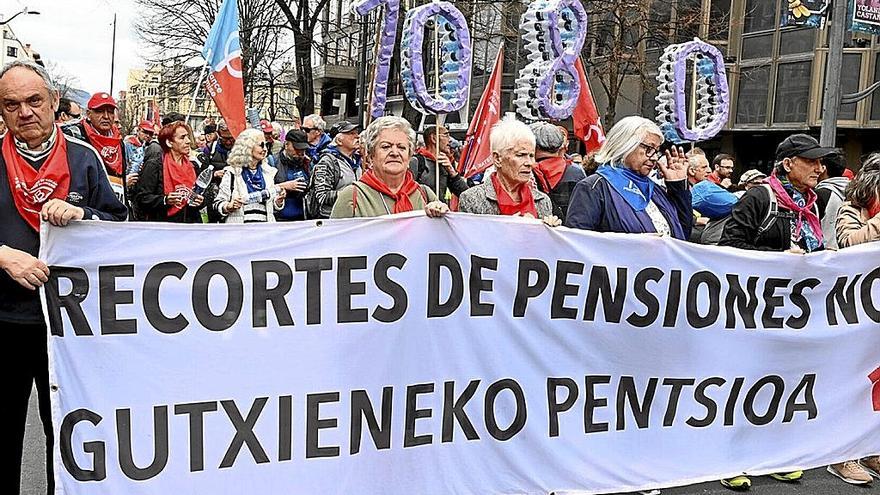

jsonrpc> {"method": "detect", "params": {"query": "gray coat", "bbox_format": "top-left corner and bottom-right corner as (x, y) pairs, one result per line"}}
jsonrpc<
(458, 180), (553, 217)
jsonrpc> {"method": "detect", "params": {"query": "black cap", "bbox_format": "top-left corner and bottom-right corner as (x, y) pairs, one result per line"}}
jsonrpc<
(329, 120), (359, 138)
(203, 124), (217, 134)
(285, 129), (310, 150)
(775, 134), (837, 161)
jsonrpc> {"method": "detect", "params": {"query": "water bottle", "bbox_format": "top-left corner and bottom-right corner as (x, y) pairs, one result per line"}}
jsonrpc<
(244, 185), (282, 205)
(187, 164), (214, 203)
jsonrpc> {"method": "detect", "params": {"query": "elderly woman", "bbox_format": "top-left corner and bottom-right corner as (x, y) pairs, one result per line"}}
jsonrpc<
(135, 121), (205, 222)
(458, 117), (558, 225)
(330, 116), (448, 218)
(564, 116), (691, 239)
(837, 153), (880, 248)
(213, 128), (285, 223)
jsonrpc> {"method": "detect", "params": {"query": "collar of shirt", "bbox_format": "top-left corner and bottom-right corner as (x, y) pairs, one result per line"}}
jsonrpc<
(13, 126), (57, 158)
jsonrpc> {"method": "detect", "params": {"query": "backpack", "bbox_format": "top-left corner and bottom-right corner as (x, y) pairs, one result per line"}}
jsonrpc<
(699, 184), (782, 245)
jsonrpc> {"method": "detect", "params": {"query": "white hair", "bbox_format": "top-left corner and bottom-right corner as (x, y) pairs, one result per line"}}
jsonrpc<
(362, 116), (416, 157)
(227, 128), (264, 169)
(594, 116), (663, 166)
(302, 114), (326, 130)
(490, 115), (535, 154)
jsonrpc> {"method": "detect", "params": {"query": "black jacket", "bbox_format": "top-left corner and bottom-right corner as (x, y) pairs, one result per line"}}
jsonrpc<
(0, 134), (127, 324)
(719, 185), (825, 251)
(134, 151), (204, 223)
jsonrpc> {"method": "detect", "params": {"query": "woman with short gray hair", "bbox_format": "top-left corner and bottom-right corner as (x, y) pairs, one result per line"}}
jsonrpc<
(564, 116), (691, 239)
(330, 116), (447, 218)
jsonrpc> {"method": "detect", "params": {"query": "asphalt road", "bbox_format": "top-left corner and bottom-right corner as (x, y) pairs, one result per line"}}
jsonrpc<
(20, 389), (880, 495)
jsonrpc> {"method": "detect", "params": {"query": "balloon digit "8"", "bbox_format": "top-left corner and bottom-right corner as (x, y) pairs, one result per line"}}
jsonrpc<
(401, 2), (472, 114)
(351, 0), (400, 119)
(514, 0), (587, 121)
(655, 38), (730, 144)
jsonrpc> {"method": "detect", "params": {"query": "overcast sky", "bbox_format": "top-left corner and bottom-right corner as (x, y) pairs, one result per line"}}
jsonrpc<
(6, 0), (143, 97)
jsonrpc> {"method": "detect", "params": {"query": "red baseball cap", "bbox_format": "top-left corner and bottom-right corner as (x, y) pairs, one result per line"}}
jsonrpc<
(260, 119), (273, 133)
(87, 92), (117, 110)
(138, 120), (156, 132)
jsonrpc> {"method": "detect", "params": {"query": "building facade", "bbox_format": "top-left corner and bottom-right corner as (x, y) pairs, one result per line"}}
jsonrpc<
(1, 23), (43, 67)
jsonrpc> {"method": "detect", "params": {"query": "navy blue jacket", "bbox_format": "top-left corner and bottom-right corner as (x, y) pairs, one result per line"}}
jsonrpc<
(565, 174), (693, 240)
(0, 134), (127, 324)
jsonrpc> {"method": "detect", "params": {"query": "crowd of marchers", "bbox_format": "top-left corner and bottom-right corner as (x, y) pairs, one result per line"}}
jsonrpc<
(2, 59), (880, 495)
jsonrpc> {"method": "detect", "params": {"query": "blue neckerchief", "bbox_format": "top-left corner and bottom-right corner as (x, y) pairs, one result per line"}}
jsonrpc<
(778, 174), (820, 252)
(596, 164), (655, 212)
(241, 165), (266, 194)
(324, 145), (360, 171)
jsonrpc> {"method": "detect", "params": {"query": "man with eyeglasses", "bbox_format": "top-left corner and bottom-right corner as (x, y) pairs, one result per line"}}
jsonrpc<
(54, 97), (82, 124)
(708, 153), (736, 189)
(302, 113), (331, 162)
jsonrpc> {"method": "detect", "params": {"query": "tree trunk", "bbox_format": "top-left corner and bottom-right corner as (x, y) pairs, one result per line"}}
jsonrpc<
(294, 33), (314, 118)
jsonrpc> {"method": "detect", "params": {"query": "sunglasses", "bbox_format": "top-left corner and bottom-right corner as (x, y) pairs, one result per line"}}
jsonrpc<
(258, 142), (269, 149)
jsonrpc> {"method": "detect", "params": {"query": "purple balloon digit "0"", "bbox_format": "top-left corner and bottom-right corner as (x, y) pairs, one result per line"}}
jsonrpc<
(352, 0), (400, 118)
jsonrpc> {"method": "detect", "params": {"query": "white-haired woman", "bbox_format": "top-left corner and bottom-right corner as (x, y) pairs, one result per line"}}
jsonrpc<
(213, 128), (285, 223)
(330, 116), (448, 218)
(564, 116), (691, 239)
(458, 116), (559, 225)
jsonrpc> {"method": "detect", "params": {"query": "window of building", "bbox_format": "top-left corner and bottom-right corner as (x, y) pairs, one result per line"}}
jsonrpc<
(736, 65), (770, 124)
(709, 0), (731, 40)
(741, 32), (773, 60)
(773, 60), (812, 123)
(838, 53), (862, 120)
(779, 28), (815, 56)
(744, 0), (776, 33)
(6, 46), (18, 58)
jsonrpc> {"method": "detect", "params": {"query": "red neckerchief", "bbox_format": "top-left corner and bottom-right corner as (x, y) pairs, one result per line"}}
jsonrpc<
(491, 173), (537, 217)
(416, 147), (436, 162)
(126, 135), (142, 147)
(162, 152), (196, 217)
(868, 199), (880, 218)
(706, 171), (722, 185)
(82, 121), (123, 176)
(359, 170), (420, 213)
(533, 156), (568, 192)
(2, 128), (71, 231)
(766, 173), (824, 246)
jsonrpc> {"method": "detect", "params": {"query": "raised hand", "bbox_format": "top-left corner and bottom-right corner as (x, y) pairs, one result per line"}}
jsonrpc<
(659, 145), (688, 182)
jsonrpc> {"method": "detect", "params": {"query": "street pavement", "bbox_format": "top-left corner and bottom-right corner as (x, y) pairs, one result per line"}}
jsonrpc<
(20, 389), (880, 494)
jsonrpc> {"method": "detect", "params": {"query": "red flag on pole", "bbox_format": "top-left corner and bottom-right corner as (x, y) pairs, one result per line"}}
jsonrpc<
(149, 100), (161, 130)
(201, 0), (247, 137)
(458, 46), (504, 179)
(573, 57), (605, 153)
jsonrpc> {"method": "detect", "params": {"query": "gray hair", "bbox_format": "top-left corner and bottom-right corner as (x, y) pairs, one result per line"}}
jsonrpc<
(529, 121), (564, 153)
(593, 116), (663, 166)
(0, 59), (58, 95)
(226, 128), (264, 169)
(303, 114), (326, 130)
(845, 153), (880, 209)
(490, 115), (535, 154)
(688, 153), (709, 172)
(362, 116), (416, 157)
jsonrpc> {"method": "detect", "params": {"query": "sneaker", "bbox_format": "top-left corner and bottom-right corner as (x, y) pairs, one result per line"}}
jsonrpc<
(827, 461), (872, 485)
(720, 476), (751, 491)
(769, 470), (803, 482)
(860, 456), (880, 478)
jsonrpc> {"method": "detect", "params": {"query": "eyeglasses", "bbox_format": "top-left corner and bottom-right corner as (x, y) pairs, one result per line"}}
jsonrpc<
(258, 142), (269, 149)
(68, 112), (81, 119)
(302, 127), (317, 133)
(639, 142), (660, 158)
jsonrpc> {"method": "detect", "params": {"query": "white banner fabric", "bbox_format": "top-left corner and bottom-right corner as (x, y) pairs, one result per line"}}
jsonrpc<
(41, 214), (880, 494)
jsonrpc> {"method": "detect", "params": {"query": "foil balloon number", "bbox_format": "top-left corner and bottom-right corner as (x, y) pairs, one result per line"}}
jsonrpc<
(351, 0), (400, 119)
(514, 0), (588, 121)
(655, 38), (730, 144)
(400, 2), (472, 114)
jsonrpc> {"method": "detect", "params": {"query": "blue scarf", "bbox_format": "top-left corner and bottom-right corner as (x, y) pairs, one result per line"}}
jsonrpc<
(596, 164), (655, 212)
(324, 145), (361, 171)
(777, 174), (821, 252)
(241, 165), (266, 194)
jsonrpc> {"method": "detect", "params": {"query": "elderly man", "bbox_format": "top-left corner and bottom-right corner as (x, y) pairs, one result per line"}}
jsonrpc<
(410, 125), (470, 203)
(530, 121), (585, 222)
(302, 113), (331, 161)
(308, 120), (361, 219)
(0, 60), (127, 494)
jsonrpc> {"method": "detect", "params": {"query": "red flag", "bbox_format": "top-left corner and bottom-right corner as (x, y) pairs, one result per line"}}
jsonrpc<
(148, 100), (161, 130)
(573, 57), (605, 153)
(459, 46), (504, 179)
(201, 0), (247, 137)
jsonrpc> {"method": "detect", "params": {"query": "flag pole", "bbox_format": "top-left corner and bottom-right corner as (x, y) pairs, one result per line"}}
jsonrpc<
(185, 56), (211, 128)
(433, 5), (442, 197)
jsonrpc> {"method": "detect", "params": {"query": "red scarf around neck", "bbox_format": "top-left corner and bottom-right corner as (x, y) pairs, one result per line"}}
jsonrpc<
(82, 121), (123, 176)
(533, 156), (568, 192)
(162, 151), (196, 217)
(359, 169), (420, 213)
(766, 173), (824, 246)
(491, 173), (537, 217)
(2, 128), (71, 231)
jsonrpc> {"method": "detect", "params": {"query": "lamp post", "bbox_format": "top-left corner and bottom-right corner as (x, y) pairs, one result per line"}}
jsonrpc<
(0, 7), (40, 26)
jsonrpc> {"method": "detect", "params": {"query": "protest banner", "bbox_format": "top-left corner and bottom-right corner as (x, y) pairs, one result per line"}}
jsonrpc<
(41, 215), (880, 494)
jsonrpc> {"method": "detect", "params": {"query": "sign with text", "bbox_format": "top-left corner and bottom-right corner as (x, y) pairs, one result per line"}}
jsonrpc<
(41, 215), (880, 494)
(855, 0), (880, 26)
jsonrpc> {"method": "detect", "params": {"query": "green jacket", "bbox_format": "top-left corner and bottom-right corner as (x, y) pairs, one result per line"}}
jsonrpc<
(330, 181), (438, 218)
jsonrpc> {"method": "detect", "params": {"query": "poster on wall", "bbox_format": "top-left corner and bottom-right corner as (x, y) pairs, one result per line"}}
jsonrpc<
(780, 0), (830, 28)
(853, 0), (880, 26)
